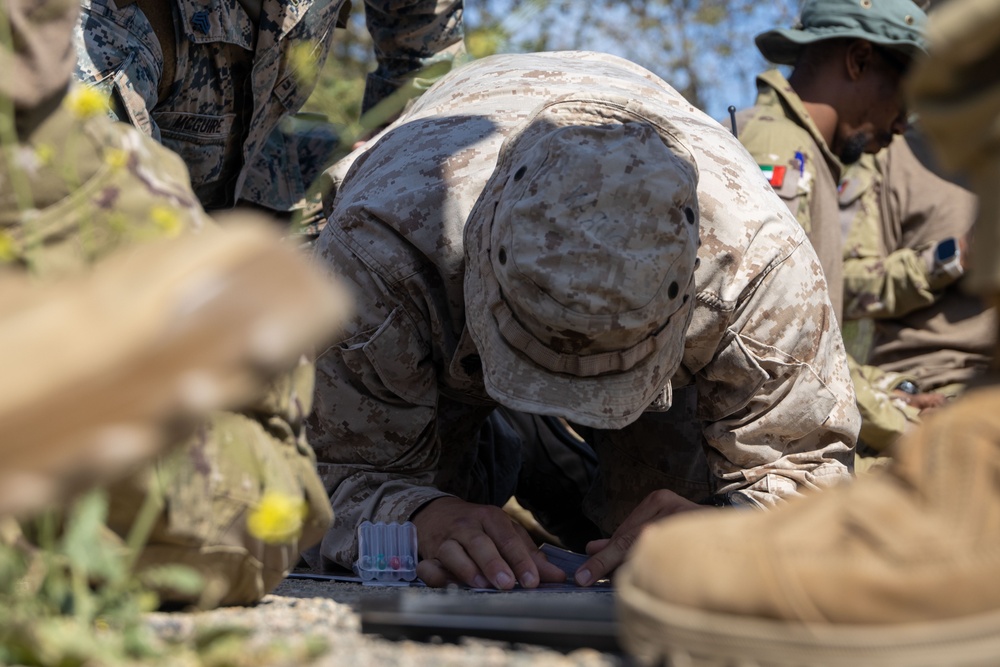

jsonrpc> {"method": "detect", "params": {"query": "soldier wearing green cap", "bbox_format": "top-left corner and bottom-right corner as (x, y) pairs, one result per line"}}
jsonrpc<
(616, 0), (1000, 664)
(729, 0), (933, 454)
(735, 0), (928, 312)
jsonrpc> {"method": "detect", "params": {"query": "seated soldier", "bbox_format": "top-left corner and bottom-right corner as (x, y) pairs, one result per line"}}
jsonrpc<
(840, 130), (995, 451)
(728, 0), (937, 457)
(306, 50), (859, 590)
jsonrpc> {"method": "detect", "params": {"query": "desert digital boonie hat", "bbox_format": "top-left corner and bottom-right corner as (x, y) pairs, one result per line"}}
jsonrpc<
(756, 0), (928, 66)
(464, 94), (700, 431)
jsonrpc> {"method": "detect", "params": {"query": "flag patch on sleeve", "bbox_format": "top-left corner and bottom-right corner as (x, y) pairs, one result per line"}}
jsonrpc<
(760, 164), (786, 188)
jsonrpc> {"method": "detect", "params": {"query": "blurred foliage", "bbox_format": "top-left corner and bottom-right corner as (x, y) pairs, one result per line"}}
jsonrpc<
(0, 492), (326, 667)
(300, 9), (372, 128)
(0, 492), (177, 666)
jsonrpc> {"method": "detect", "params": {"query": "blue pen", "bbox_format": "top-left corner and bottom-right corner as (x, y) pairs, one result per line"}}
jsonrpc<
(794, 151), (805, 176)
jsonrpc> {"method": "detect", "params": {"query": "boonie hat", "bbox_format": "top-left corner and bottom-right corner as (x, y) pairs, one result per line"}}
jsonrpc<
(464, 94), (700, 431)
(756, 0), (928, 66)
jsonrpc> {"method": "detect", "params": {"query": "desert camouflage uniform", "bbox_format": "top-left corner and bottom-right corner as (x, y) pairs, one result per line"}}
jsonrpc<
(2, 0), (333, 607)
(72, 0), (465, 213)
(841, 133), (994, 393)
(735, 68), (920, 451)
(308, 51), (858, 569)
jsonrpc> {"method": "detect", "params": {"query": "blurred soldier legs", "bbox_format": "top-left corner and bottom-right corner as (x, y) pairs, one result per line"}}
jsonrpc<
(1, 0), (348, 608)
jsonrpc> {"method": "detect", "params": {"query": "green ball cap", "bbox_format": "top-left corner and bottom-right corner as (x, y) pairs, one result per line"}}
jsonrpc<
(756, 0), (928, 65)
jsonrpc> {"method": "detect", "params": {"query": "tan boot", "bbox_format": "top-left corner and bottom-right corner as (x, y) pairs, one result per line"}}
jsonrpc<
(0, 221), (351, 517)
(617, 382), (1000, 667)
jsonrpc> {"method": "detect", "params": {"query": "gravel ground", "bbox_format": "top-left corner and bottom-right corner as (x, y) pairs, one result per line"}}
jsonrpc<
(144, 577), (630, 667)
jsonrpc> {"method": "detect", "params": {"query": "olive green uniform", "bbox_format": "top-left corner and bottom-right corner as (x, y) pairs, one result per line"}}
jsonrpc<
(841, 133), (994, 395)
(734, 68), (919, 451)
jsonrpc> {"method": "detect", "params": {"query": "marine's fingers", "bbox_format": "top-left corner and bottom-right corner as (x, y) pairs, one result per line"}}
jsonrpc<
(531, 549), (568, 583)
(585, 538), (610, 555)
(416, 557), (461, 587)
(575, 528), (639, 586)
(434, 537), (494, 589)
(482, 514), (543, 589)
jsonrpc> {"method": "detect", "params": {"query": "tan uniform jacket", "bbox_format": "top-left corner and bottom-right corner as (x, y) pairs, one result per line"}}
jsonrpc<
(309, 51), (858, 569)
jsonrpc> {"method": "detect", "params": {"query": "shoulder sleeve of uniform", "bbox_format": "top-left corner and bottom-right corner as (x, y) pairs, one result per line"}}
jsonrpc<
(74, 2), (162, 135)
(697, 219), (857, 506)
(737, 120), (816, 230)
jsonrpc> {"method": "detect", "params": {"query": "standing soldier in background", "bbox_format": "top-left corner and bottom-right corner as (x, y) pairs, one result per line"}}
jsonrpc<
(1, 0), (349, 608)
(730, 0), (940, 455)
(71, 0), (466, 218)
(617, 0), (1000, 662)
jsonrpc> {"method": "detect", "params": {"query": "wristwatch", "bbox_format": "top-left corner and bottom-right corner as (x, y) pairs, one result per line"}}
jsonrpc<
(933, 237), (963, 280)
(895, 380), (919, 395)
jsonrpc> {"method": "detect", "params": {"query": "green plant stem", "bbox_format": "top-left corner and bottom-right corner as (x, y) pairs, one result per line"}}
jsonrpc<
(122, 473), (164, 573)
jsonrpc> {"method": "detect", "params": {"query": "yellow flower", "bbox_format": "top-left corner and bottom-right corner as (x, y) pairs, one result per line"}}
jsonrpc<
(150, 205), (183, 238)
(247, 491), (308, 544)
(34, 144), (54, 166)
(64, 86), (108, 119)
(466, 28), (504, 58)
(288, 42), (319, 86)
(105, 147), (129, 170)
(0, 232), (17, 263)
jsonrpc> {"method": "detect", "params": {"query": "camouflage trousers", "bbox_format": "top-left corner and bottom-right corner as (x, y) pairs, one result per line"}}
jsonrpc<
(104, 404), (333, 608)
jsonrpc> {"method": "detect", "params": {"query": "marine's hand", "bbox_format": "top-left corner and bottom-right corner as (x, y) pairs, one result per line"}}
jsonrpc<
(412, 496), (566, 589)
(575, 489), (703, 586)
(893, 390), (948, 414)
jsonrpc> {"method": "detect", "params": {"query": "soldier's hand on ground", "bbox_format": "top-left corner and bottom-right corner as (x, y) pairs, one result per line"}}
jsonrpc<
(412, 496), (566, 589)
(959, 232), (971, 271)
(893, 390), (948, 414)
(575, 489), (703, 587)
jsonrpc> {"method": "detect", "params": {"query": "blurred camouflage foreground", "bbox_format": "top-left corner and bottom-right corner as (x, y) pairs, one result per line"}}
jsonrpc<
(0, 221), (352, 517)
(0, 2), (353, 663)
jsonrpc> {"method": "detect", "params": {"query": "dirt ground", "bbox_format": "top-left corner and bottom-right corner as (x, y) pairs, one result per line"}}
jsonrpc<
(144, 576), (631, 667)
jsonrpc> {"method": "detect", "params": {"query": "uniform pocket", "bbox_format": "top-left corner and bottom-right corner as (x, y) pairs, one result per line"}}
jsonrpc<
(340, 306), (435, 408)
(154, 111), (236, 185)
(325, 306), (437, 468)
(109, 61), (158, 137)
